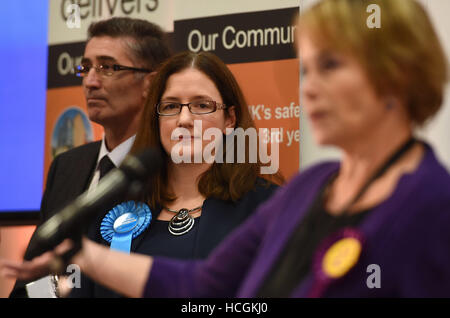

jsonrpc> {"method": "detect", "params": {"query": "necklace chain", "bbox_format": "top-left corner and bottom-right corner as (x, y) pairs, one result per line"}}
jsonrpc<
(165, 206), (202, 214)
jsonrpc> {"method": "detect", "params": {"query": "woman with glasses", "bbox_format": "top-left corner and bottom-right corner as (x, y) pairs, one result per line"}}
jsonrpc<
(128, 50), (281, 252)
(13, 51), (280, 297)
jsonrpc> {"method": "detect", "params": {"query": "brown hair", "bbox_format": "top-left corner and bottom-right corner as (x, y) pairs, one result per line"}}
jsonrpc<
(131, 51), (282, 208)
(299, 0), (448, 125)
(87, 17), (171, 70)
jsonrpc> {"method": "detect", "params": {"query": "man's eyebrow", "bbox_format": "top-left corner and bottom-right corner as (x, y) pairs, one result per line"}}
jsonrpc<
(97, 55), (117, 62)
(81, 56), (117, 64)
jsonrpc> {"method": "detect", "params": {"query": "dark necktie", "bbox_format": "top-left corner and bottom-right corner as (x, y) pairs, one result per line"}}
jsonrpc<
(98, 155), (115, 180)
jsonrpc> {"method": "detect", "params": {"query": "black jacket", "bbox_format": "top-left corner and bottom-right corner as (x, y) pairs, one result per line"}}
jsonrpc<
(10, 141), (101, 298)
(71, 178), (278, 297)
(11, 141), (279, 298)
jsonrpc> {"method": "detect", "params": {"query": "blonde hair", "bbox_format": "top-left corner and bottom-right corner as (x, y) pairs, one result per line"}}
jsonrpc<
(299, 0), (448, 125)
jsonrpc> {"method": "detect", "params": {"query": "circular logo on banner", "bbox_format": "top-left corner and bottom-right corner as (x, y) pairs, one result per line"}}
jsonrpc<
(51, 106), (93, 158)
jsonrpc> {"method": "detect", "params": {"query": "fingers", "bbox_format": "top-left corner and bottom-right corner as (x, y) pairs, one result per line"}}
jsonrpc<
(0, 251), (55, 281)
(0, 259), (22, 278)
(0, 238), (86, 282)
(54, 239), (74, 255)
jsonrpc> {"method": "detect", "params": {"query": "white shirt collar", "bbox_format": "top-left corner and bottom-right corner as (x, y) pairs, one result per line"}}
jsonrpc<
(97, 134), (136, 168)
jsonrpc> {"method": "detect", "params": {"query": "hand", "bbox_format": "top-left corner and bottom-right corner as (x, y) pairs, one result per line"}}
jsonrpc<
(0, 239), (75, 281)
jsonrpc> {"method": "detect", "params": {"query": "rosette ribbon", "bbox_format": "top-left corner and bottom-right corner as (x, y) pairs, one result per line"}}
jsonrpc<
(100, 201), (152, 253)
(309, 227), (364, 298)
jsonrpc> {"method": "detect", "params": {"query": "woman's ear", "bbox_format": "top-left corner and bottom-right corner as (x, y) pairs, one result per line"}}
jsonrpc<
(142, 71), (157, 99)
(224, 106), (237, 134)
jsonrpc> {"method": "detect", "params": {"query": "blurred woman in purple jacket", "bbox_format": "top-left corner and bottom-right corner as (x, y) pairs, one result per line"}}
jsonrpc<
(2, 0), (450, 297)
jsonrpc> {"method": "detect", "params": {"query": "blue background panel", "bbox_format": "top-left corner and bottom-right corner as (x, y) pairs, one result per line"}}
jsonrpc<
(0, 1), (49, 212)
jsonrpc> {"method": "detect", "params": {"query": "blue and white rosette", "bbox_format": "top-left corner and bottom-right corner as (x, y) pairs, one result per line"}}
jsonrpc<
(100, 201), (152, 253)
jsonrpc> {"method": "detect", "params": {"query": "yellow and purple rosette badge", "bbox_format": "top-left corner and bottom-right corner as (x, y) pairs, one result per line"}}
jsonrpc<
(100, 201), (151, 253)
(309, 228), (364, 297)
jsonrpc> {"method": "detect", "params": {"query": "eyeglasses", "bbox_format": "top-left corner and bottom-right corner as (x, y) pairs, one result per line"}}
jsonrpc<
(74, 63), (151, 77)
(157, 100), (228, 116)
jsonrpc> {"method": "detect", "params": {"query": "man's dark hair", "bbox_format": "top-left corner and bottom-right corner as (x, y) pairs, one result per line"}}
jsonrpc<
(88, 17), (171, 70)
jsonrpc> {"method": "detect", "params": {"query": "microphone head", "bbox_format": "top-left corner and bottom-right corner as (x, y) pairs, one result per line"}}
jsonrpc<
(119, 147), (163, 182)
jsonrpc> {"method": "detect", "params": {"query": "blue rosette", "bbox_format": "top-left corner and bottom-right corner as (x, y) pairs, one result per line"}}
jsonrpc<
(100, 201), (152, 253)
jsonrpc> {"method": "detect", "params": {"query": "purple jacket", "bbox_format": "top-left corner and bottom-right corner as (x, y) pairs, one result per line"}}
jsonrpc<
(144, 144), (450, 297)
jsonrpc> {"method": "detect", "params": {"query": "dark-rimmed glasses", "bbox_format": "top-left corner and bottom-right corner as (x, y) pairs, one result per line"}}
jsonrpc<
(74, 63), (151, 77)
(157, 100), (228, 116)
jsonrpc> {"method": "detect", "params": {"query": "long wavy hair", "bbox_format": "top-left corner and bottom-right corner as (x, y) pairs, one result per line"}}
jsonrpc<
(131, 51), (283, 208)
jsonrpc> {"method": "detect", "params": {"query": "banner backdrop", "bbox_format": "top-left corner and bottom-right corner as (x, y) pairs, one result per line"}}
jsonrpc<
(45, 0), (300, 184)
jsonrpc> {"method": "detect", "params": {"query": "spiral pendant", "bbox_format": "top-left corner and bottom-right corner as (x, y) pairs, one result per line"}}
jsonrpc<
(168, 208), (195, 236)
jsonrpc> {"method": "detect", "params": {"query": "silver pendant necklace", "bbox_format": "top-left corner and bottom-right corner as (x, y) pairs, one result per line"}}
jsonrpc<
(165, 206), (202, 236)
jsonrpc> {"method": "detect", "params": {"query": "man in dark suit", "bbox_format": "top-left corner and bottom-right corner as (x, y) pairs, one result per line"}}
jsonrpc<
(10, 17), (171, 297)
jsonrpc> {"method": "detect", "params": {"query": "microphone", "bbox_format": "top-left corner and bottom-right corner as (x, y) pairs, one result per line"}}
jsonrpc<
(26, 147), (163, 260)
